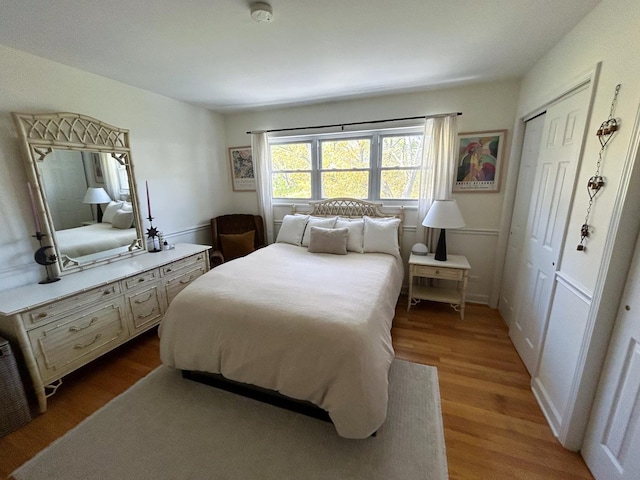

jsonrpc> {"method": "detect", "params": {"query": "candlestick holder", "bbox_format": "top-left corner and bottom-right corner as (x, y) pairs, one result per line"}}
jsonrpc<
(146, 216), (161, 253)
(33, 232), (60, 284)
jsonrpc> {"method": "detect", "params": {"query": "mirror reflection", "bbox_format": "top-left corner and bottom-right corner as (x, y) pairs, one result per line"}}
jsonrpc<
(40, 149), (138, 263)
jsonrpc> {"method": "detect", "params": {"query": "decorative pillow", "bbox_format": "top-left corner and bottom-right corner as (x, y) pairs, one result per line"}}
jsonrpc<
(220, 230), (255, 261)
(362, 216), (401, 257)
(301, 216), (338, 247)
(307, 226), (349, 255)
(276, 214), (309, 246)
(111, 209), (134, 229)
(335, 217), (364, 253)
(102, 200), (123, 224)
(121, 201), (133, 212)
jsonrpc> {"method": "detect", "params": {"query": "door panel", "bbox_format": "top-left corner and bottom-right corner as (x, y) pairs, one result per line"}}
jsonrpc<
(509, 87), (590, 375)
(500, 114), (545, 326)
(582, 234), (640, 480)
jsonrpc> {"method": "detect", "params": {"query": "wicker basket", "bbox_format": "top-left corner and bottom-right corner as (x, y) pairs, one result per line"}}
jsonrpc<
(0, 336), (32, 437)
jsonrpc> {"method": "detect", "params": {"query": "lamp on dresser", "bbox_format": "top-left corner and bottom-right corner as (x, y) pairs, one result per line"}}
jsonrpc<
(82, 187), (111, 223)
(422, 199), (465, 261)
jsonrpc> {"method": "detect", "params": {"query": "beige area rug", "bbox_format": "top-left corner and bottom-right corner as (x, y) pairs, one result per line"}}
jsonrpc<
(13, 360), (448, 480)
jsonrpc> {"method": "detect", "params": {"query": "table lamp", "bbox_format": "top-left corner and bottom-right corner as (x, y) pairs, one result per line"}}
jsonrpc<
(422, 199), (465, 261)
(83, 187), (112, 223)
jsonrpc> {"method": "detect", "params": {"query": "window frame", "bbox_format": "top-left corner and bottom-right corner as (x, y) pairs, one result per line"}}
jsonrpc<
(269, 126), (423, 205)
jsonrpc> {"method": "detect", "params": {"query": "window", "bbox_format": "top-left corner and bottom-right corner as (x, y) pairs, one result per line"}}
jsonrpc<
(269, 127), (423, 202)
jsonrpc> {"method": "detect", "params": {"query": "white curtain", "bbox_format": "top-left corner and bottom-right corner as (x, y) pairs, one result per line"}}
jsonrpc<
(252, 132), (274, 243)
(100, 153), (121, 201)
(416, 115), (458, 245)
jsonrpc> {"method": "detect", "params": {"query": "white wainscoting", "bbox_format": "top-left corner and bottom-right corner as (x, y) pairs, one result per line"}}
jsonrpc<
(532, 272), (593, 437)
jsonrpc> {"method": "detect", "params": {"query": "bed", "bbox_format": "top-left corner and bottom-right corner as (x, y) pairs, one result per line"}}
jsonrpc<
(159, 198), (404, 439)
(56, 222), (137, 258)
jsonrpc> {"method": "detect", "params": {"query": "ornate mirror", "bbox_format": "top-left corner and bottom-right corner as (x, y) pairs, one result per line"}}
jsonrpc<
(13, 112), (145, 277)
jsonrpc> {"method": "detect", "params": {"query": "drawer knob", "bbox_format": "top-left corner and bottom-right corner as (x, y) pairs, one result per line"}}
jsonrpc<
(138, 278), (145, 283)
(134, 293), (154, 304)
(38, 312), (48, 319)
(103, 290), (111, 296)
(435, 269), (440, 274)
(69, 317), (98, 332)
(138, 308), (157, 319)
(166, 268), (172, 273)
(74, 333), (102, 350)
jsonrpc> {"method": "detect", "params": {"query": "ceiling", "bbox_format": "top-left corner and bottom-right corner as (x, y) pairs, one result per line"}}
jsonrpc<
(0, 0), (601, 112)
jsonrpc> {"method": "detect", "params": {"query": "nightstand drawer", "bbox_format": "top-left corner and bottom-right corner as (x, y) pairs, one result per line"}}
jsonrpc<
(414, 265), (463, 281)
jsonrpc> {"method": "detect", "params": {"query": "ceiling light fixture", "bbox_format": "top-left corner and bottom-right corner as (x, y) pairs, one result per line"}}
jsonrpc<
(250, 2), (273, 23)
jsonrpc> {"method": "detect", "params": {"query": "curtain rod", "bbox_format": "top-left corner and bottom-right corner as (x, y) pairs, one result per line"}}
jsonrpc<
(246, 112), (462, 135)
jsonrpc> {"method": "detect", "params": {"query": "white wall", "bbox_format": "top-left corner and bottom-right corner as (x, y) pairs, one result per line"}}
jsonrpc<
(0, 45), (229, 291)
(507, 0), (640, 449)
(224, 80), (521, 303)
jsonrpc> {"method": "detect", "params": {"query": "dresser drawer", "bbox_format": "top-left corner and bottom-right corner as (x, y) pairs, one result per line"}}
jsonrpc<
(164, 265), (206, 304)
(126, 285), (163, 332)
(124, 268), (161, 290)
(161, 253), (207, 277)
(26, 283), (121, 328)
(413, 265), (463, 281)
(29, 300), (128, 383)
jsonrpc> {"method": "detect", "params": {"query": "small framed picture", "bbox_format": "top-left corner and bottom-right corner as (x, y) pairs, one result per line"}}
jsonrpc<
(454, 130), (507, 193)
(228, 146), (256, 192)
(93, 156), (104, 184)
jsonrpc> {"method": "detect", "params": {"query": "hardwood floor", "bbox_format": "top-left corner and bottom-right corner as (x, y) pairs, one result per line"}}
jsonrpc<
(0, 298), (594, 479)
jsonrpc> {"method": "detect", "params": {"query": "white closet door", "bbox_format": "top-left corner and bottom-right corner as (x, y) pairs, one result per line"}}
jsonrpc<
(581, 233), (640, 480)
(500, 114), (545, 327)
(509, 86), (590, 375)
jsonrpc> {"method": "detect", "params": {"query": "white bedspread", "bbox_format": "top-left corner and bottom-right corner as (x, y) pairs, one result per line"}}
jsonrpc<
(160, 243), (403, 439)
(56, 223), (136, 258)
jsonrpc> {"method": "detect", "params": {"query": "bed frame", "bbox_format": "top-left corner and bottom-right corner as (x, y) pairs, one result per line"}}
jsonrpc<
(182, 198), (402, 430)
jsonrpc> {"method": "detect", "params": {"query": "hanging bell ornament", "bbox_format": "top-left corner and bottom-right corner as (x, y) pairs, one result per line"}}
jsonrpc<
(588, 176), (605, 191)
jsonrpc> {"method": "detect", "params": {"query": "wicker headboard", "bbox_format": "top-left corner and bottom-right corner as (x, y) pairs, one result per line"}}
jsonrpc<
(291, 197), (404, 246)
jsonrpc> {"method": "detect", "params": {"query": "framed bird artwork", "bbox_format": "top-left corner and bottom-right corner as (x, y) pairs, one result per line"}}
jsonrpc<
(454, 130), (507, 193)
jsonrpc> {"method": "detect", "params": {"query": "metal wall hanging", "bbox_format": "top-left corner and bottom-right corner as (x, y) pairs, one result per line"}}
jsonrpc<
(577, 84), (621, 251)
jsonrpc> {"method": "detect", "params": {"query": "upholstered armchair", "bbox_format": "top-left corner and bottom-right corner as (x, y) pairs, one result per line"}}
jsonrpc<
(210, 214), (266, 267)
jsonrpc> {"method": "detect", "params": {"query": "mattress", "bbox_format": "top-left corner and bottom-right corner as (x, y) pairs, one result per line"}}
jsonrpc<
(159, 242), (403, 438)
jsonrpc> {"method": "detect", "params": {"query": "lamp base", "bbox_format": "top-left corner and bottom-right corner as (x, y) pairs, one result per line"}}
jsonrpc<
(96, 204), (104, 223)
(434, 229), (447, 261)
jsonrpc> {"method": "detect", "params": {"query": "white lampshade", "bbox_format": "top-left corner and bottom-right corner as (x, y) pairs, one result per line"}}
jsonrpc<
(83, 187), (111, 204)
(422, 199), (465, 229)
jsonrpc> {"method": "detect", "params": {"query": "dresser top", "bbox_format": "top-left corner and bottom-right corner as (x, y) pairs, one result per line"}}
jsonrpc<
(0, 243), (210, 316)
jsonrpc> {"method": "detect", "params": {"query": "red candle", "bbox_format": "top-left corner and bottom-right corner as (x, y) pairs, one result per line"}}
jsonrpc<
(146, 181), (152, 218)
(27, 182), (42, 232)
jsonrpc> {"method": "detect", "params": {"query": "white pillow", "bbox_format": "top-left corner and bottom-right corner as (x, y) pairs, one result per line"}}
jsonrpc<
(121, 201), (133, 212)
(102, 200), (123, 224)
(335, 217), (364, 253)
(362, 216), (401, 257)
(276, 214), (309, 246)
(301, 216), (338, 247)
(111, 209), (134, 229)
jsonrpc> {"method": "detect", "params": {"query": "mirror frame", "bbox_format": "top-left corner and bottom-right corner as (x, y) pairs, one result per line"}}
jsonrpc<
(12, 112), (146, 277)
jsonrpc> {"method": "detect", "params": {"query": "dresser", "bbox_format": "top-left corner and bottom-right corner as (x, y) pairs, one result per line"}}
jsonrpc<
(0, 243), (210, 412)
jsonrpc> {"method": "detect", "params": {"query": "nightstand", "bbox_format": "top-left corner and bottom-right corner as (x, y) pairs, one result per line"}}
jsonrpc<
(408, 253), (471, 319)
